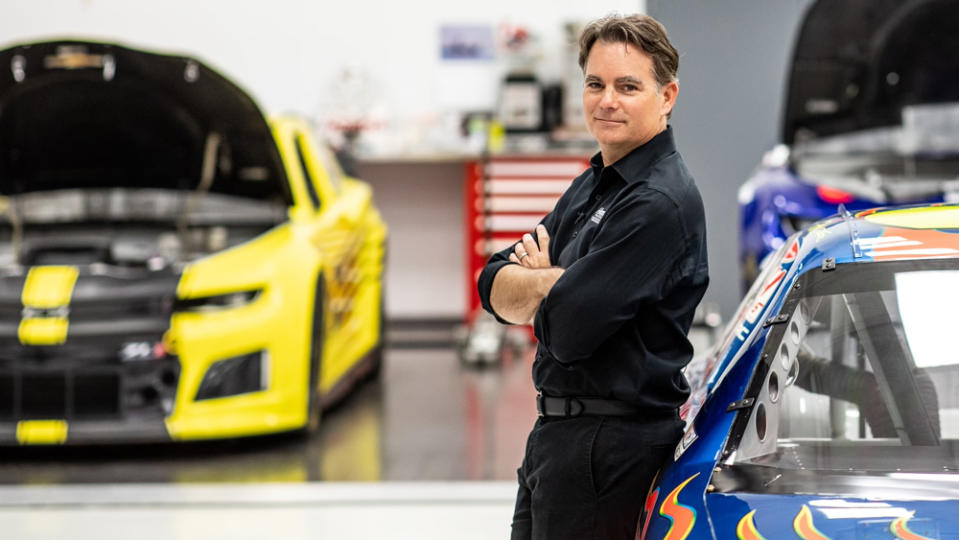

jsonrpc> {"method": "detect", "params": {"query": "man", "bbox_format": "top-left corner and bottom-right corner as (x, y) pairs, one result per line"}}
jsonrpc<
(476, 13), (709, 540)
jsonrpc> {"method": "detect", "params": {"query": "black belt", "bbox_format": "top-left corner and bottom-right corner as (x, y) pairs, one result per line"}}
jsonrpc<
(536, 393), (647, 418)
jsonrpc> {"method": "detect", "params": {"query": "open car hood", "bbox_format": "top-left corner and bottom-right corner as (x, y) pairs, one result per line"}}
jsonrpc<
(782, 0), (959, 145)
(0, 40), (290, 203)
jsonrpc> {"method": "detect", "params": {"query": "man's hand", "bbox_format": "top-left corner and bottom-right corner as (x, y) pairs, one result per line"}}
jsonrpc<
(509, 225), (552, 269)
(490, 225), (563, 325)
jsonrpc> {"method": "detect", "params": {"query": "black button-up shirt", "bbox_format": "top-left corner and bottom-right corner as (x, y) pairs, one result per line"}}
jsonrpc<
(477, 127), (709, 410)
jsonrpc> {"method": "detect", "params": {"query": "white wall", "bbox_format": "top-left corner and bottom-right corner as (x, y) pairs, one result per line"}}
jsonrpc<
(0, 0), (643, 123)
(356, 161), (466, 319)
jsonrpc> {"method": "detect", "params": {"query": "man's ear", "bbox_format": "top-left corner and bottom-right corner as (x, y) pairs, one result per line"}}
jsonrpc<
(660, 81), (679, 116)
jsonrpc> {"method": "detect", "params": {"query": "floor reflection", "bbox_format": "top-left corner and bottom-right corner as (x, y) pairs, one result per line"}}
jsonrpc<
(0, 346), (537, 485)
(381, 346), (536, 481)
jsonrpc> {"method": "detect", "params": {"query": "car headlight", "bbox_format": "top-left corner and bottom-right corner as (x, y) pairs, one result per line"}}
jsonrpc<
(174, 289), (261, 312)
(195, 350), (268, 401)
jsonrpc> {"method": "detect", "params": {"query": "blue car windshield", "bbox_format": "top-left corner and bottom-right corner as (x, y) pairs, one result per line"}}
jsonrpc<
(735, 259), (959, 473)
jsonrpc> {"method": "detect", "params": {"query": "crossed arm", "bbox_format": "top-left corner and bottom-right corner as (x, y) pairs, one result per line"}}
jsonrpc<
(485, 190), (692, 364)
(489, 224), (565, 325)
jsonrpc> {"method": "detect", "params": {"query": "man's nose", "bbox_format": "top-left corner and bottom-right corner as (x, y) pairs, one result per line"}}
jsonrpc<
(599, 87), (618, 108)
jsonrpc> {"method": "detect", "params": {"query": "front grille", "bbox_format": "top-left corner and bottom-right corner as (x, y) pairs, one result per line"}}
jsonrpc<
(0, 267), (179, 345)
(0, 358), (178, 421)
(74, 372), (121, 417)
(70, 298), (173, 321)
(21, 373), (68, 418)
(0, 265), (182, 422)
(0, 373), (13, 418)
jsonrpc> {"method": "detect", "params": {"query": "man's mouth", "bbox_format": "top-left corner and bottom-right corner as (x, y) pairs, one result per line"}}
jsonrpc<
(594, 118), (625, 125)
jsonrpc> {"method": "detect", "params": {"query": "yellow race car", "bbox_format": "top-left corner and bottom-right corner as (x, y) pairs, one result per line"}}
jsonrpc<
(0, 40), (386, 444)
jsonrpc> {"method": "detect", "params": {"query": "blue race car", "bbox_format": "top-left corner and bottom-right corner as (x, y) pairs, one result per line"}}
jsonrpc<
(640, 203), (959, 539)
(739, 0), (959, 291)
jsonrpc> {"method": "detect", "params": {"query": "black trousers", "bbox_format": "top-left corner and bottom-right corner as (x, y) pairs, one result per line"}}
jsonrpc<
(510, 414), (684, 540)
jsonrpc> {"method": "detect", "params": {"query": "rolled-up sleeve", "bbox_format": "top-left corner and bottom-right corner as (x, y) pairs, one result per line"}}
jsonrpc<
(478, 209), (560, 324)
(477, 258), (515, 324)
(533, 190), (685, 364)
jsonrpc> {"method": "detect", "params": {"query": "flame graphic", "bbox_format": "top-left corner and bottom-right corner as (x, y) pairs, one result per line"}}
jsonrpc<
(890, 514), (934, 540)
(658, 473), (699, 540)
(638, 487), (659, 540)
(736, 509), (767, 540)
(793, 505), (831, 540)
(638, 469), (661, 540)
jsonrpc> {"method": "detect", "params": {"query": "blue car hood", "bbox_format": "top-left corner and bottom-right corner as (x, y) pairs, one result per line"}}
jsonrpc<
(706, 491), (959, 539)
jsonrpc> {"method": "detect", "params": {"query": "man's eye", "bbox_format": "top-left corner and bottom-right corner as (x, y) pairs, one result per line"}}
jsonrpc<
(586, 82), (602, 89)
(622, 85), (638, 92)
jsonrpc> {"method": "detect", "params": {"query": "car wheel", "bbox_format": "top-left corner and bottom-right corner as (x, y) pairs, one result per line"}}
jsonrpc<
(364, 246), (387, 381)
(305, 273), (325, 435)
(362, 293), (385, 382)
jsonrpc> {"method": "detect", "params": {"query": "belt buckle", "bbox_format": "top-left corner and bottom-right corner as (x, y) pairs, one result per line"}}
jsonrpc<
(566, 397), (584, 417)
(535, 393), (545, 417)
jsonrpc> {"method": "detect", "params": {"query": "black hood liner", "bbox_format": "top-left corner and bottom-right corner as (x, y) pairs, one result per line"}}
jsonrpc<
(0, 40), (291, 204)
(783, 0), (959, 144)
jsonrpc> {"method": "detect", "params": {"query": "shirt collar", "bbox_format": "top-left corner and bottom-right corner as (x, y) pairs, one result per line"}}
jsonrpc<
(588, 125), (677, 185)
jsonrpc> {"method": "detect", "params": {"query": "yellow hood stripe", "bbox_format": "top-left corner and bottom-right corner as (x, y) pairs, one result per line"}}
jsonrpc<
(22, 266), (79, 308)
(19, 266), (79, 345)
(19, 317), (70, 345)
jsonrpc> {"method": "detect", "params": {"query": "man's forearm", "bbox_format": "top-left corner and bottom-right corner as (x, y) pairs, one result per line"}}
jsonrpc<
(489, 264), (564, 324)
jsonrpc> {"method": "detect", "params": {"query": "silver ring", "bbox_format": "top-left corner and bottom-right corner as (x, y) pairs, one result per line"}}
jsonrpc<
(518, 252), (529, 260)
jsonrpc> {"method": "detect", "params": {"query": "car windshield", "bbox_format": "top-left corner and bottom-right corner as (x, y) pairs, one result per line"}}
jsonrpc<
(736, 259), (959, 473)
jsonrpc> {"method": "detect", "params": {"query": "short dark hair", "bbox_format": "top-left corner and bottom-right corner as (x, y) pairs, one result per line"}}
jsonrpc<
(578, 13), (679, 89)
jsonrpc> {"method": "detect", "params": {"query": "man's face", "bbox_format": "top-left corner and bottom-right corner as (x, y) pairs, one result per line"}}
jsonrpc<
(582, 40), (677, 164)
